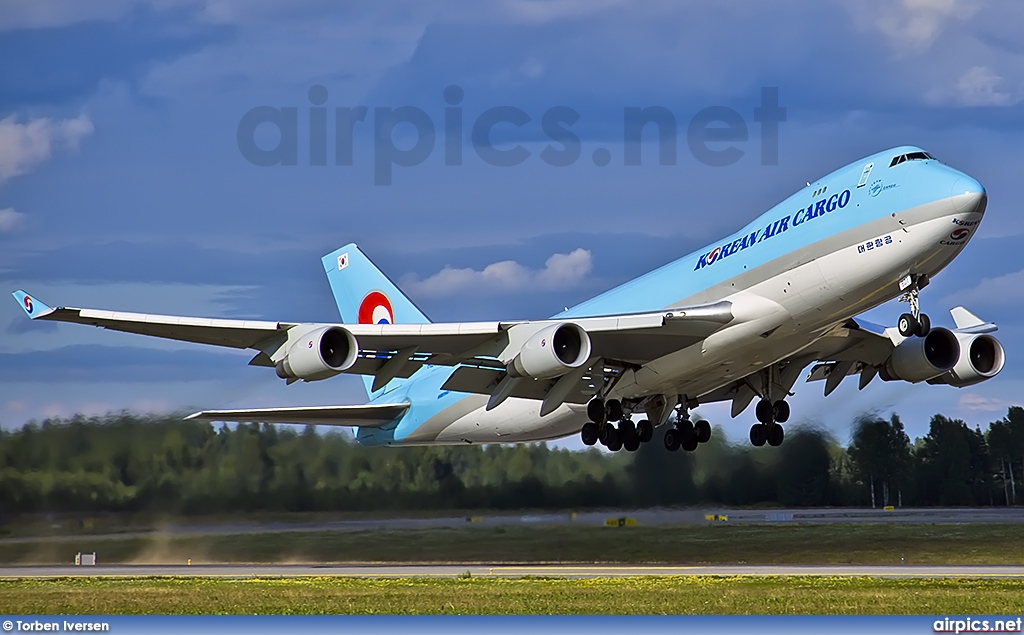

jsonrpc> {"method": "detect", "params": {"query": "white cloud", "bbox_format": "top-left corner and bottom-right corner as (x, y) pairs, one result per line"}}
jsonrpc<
(850, 0), (981, 53)
(959, 392), (1009, 413)
(0, 207), (27, 232)
(953, 66), (1016, 106)
(405, 248), (592, 297)
(0, 114), (94, 182)
(944, 268), (1024, 310)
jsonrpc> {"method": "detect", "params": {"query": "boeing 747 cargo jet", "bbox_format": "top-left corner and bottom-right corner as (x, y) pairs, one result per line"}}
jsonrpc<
(14, 146), (1001, 451)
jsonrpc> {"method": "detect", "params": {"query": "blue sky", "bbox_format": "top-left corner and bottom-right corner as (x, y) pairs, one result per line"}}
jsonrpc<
(1, 0), (1023, 445)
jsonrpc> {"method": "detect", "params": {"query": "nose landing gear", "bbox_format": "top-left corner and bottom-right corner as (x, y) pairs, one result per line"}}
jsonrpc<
(897, 274), (931, 337)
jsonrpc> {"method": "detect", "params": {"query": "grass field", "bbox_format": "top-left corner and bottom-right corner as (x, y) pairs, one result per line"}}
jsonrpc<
(3, 576), (1024, 614)
(0, 523), (1021, 565)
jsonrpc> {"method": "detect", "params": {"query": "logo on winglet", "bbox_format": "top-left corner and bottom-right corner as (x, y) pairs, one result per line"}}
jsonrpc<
(23, 296), (33, 314)
(358, 291), (394, 324)
(337, 253), (349, 270)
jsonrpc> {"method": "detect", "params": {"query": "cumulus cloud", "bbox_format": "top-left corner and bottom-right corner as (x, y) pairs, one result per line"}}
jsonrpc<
(959, 392), (1010, 413)
(0, 207), (26, 232)
(0, 114), (94, 182)
(404, 248), (592, 297)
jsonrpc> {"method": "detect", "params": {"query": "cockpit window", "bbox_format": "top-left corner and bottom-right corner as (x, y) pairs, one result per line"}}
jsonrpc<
(889, 151), (933, 167)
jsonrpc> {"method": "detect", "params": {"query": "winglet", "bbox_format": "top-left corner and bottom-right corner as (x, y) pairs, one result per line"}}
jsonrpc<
(950, 306), (997, 334)
(11, 290), (53, 318)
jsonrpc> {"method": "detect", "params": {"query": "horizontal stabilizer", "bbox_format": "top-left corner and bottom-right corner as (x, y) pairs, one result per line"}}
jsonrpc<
(185, 403), (410, 427)
(950, 306), (997, 334)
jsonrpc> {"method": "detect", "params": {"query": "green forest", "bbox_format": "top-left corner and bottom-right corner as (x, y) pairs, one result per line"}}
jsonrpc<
(1, 407), (1022, 516)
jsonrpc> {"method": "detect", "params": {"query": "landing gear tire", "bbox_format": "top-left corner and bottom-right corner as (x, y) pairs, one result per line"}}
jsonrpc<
(767, 423), (785, 447)
(772, 400), (790, 424)
(587, 398), (606, 424)
(916, 313), (931, 337)
(898, 313), (918, 338)
(637, 419), (654, 443)
(605, 399), (623, 422)
(605, 428), (622, 452)
(681, 433), (699, 452)
(618, 419), (635, 438)
(580, 421), (599, 446)
(624, 435), (641, 452)
(694, 419), (711, 444)
(664, 427), (681, 452)
(749, 423), (767, 447)
(755, 399), (774, 424)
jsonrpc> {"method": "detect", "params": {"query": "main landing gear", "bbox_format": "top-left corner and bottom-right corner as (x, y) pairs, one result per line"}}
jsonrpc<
(580, 398), (653, 453)
(663, 404), (712, 453)
(749, 398), (788, 447)
(897, 274), (931, 338)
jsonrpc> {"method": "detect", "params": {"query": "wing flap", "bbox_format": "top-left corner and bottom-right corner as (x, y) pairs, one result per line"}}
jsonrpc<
(185, 403), (410, 427)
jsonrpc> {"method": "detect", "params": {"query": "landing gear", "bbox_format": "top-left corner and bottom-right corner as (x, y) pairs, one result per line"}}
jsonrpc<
(585, 395), (713, 453)
(581, 397), (652, 453)
(898, 274), (931, 337)
(665, 402), (712, 453)
(751, 397), (789, 447)
(745, 358), (795, 448)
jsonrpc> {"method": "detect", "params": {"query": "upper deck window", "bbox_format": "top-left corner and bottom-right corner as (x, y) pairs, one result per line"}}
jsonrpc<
(889, 151), (934, 167)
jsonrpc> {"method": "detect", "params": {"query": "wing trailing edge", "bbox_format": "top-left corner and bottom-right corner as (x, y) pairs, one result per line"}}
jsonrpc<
(185, 403), (410, 427)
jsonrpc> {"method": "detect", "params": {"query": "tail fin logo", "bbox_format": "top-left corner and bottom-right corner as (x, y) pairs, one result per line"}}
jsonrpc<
(358, 291), (394, 324)
(23, 296), (33, 314)
(337, 253), (349, 270)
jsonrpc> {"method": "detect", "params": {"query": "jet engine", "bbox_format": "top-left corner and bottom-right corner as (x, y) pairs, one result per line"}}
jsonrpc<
(275, 326), (358, 381)
(507, 322), (592, 379)
(879, 327), (960, 383)
(928, 333), (1005, 388)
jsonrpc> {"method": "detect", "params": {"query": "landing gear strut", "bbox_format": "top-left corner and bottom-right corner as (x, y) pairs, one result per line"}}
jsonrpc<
(897, 274), (931, 337)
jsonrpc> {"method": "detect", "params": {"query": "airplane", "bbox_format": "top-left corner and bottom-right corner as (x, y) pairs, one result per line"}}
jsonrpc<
(12, 145), (1002, 452)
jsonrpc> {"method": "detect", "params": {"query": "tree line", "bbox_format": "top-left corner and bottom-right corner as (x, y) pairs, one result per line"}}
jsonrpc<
(0, 407), (1022, 516)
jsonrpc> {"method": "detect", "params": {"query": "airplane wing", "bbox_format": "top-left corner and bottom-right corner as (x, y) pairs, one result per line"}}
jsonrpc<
(12, 288), (736, 414)
(12, 289), (733, 371)
(184, 403), (409, 427)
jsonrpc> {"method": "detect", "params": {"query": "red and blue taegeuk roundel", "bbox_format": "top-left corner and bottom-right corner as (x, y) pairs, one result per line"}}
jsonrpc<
(358, 291), (394, 324)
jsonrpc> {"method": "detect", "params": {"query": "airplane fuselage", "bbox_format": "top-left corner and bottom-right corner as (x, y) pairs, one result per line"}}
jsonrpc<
(356, 146), (988, 446)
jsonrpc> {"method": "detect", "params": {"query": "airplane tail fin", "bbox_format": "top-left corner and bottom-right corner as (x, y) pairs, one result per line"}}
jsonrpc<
(321, 244), (431, 397)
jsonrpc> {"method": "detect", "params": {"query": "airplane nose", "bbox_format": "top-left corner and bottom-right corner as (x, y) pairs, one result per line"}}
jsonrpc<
(951, 175), (987, 214)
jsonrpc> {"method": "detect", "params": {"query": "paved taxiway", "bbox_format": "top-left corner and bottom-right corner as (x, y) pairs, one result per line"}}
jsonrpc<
(3, 564), (1024, 579)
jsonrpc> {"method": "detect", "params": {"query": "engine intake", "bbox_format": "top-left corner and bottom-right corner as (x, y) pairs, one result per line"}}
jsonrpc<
(276, 326), (358, 381)
(880, 327), (960, 384)
(508, 322), (592, 379)
(928, 333), (1005, 388)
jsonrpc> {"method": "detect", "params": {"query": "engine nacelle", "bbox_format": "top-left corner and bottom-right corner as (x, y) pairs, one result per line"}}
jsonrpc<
(928, 332), (1005, 388)
(508, 322), (592, 379)
(275, 326), (358, 381)
(880, 327), (960, 384)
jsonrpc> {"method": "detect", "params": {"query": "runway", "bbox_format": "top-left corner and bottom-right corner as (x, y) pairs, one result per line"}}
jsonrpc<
(3, 564), (1024, 579)
(4, 507), (1021, 545)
